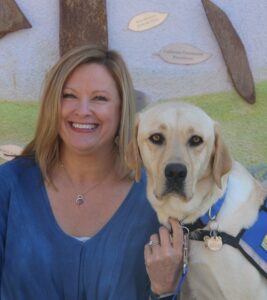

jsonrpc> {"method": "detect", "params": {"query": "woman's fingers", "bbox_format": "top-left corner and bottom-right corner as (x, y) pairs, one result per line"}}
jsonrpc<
(169, 218), (183, 250)
(144, 219), (183, 295)
(155, 219), (183, 251)
(158, 225), (172, 250)
(144, 233), (160, 259)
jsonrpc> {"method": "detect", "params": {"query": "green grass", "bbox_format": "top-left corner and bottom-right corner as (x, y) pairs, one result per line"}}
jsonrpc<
(0, 100), (39, 163)
(0, 80), (267, 167)
(171, 80), (267, 167)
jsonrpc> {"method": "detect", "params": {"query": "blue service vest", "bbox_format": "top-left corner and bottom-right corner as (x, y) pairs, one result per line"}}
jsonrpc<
(237, 199), (267, 277)
(188, 198), (267, 278)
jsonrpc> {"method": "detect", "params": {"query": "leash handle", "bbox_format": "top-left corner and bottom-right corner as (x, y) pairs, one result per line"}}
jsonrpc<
(172, 268), (188, 300)
(171, 226), (189, 299)
(182, 228), (189, 274)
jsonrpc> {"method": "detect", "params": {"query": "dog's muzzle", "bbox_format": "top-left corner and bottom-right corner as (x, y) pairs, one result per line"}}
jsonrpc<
(164, 163), (187, 195)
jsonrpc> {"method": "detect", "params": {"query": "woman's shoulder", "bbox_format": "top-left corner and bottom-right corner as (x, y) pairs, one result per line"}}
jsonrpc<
(0, 156), (37, 181)
(130, 169), (157, 213)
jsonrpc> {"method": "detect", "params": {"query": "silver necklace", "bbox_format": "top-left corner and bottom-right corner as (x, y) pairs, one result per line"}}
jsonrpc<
(60, 163), (112, 206)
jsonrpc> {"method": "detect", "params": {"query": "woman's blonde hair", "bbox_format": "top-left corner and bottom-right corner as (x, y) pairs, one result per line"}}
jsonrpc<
(22, 45), (136, 182)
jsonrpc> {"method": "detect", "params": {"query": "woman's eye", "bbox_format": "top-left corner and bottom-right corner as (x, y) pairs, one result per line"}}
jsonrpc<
(62, 93), (76, 99)
(188, 135), (203, 147)
(94, 95), (108, 101)
(149, 133), (165, 145)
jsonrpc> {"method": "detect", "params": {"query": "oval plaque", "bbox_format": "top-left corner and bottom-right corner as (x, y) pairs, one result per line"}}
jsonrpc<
(0, 144), (23, 161)
(157, 43), (211, 65)
(128, 12), (168, 32)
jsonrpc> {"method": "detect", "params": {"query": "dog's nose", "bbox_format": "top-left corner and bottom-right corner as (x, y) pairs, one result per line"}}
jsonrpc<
(165, 163), (187, 180)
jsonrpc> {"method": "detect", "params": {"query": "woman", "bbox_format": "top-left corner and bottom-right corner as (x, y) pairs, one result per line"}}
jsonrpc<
(0, 45), (182, 299)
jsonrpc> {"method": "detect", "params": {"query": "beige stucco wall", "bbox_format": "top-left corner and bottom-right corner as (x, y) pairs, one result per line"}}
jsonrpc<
(0, 0), (267, 102)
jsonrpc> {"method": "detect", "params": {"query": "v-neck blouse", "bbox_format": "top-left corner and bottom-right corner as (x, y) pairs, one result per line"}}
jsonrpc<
(0, 157), (159, 300)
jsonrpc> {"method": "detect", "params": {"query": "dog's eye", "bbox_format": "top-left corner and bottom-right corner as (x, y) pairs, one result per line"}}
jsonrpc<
(149, 133), (165, 145)
(188, 135), (203, 147)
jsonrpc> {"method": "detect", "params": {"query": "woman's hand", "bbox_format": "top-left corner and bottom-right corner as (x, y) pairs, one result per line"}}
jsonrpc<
(144, 218), (183, 296)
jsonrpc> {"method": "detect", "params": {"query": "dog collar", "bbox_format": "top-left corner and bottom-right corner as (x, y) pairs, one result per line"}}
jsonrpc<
(200, 187), (227, 225)
(185, 185), (228, 232)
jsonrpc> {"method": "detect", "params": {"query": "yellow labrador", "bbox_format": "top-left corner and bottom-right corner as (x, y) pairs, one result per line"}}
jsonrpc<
(126, 101), (267, 300)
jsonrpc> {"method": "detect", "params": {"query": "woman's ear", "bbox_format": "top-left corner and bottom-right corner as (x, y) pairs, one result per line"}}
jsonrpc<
(212, 123), (232, 188)
(126, 116), (142, 182)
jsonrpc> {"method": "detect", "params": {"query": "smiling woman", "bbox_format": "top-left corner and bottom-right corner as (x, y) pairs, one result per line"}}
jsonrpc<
(22, 45), (135, 182)
(0, 45), (183, 300)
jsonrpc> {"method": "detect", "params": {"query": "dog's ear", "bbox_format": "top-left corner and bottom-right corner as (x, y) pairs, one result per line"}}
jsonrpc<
(212, 123), (232, 188)
(126, 115), (142, 182)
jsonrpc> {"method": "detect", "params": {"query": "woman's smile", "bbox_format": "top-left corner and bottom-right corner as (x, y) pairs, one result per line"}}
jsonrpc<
(70, 122), (99, 131)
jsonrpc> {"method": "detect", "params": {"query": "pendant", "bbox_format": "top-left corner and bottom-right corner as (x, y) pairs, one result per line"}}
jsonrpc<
(75, 194), (84, 205)
(204, 235), (223, 251)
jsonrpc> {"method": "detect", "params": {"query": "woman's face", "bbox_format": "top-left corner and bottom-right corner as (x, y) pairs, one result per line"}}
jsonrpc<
(59, 63), (121, 156)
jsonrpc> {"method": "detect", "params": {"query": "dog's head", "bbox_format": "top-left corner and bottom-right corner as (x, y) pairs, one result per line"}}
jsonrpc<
(126, 101), (232, 222)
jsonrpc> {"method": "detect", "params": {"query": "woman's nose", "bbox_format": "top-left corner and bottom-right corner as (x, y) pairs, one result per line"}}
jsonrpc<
(76, 98), (92, 114)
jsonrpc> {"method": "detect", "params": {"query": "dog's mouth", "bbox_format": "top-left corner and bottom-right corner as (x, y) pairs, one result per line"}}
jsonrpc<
(155, 181), (188, 201)
(165, 181), (186, 196)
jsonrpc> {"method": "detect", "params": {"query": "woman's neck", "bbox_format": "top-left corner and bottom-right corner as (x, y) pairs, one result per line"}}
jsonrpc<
(59, 148), (117, 183)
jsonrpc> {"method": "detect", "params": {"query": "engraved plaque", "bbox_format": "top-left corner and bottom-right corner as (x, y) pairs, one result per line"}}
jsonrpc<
(157, 43), (211, 65)
(0, 144), (23, 161)
(128, 12), (168, 32)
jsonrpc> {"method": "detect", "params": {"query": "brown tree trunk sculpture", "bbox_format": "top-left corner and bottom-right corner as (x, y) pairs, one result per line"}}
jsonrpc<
(60, 0), (108, 56)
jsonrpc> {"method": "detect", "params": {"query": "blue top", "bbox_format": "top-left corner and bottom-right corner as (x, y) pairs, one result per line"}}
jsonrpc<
(0, 157), (160, 300)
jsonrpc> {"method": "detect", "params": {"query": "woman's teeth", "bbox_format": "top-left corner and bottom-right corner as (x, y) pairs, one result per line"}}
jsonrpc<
(71, 123), (97, 129)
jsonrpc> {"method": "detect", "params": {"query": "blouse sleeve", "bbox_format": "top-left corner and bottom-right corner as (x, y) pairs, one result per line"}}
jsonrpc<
(0, 173), (10, 293)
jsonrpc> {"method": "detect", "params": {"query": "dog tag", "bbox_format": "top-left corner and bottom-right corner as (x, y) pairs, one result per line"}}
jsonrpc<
(204, 235), (223, 251)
